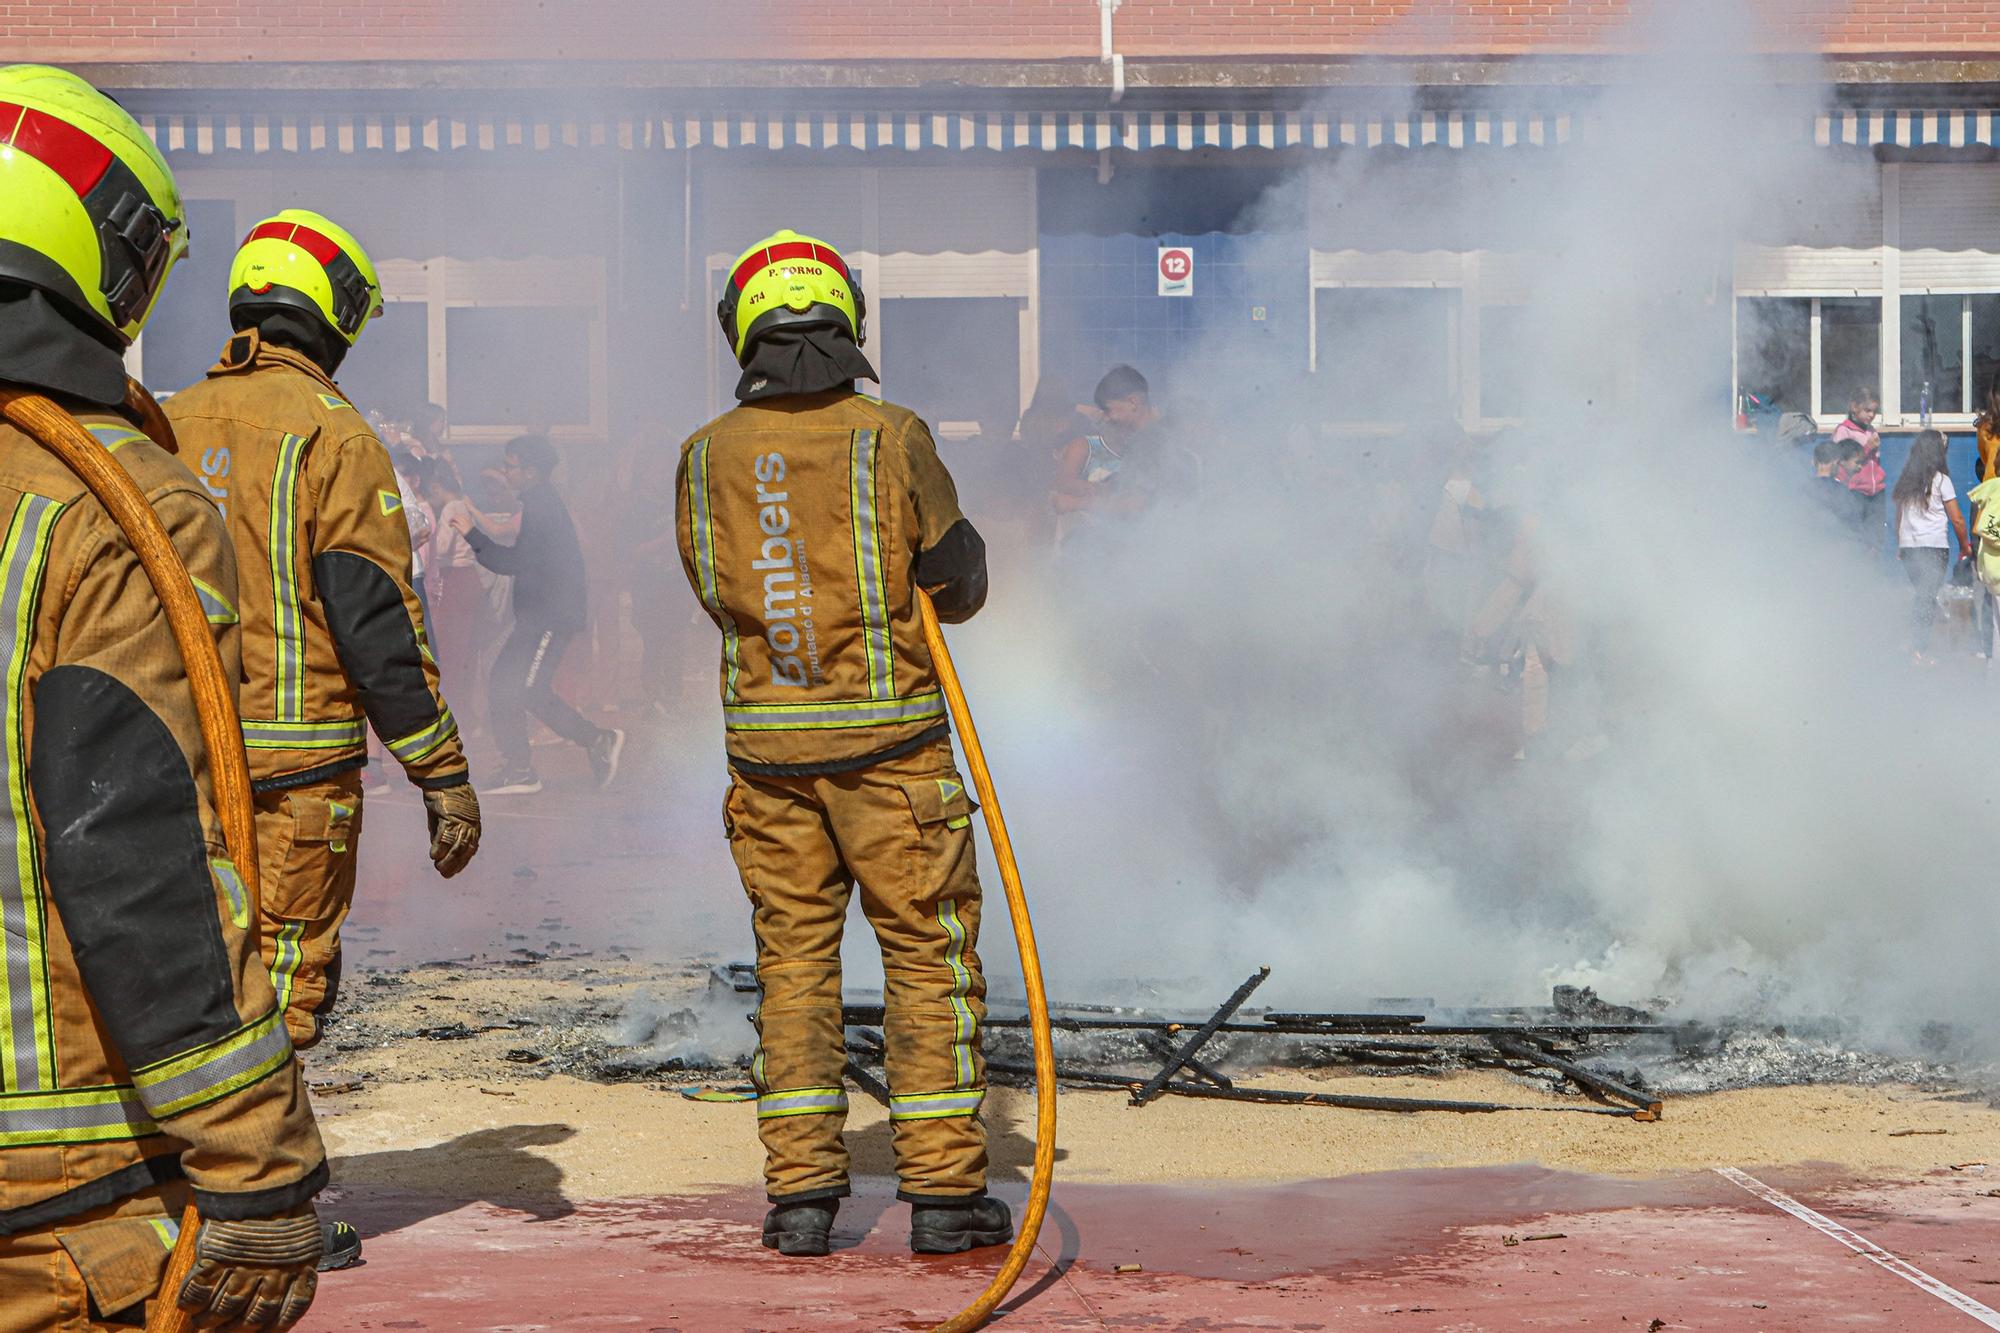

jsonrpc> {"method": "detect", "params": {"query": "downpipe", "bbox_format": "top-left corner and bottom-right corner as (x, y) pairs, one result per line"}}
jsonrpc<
(1099, 0), (1125, 102)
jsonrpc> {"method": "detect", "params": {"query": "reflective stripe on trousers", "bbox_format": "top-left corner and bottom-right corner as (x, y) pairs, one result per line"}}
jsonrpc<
(757, 1086), (849, 1120)
(938, 899), (978, 1090)
(269, 921), (307, 1017)
(889, 1088), (986, 1121)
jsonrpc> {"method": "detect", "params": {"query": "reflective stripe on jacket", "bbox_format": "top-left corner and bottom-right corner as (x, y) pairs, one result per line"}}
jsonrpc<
(0, 410), (324, 1235)
(672, 389), (985, 772)
(165, 332), (468, 791)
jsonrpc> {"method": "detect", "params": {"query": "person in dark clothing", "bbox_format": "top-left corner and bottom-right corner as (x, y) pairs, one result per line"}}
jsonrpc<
(449, 435), (624, 794)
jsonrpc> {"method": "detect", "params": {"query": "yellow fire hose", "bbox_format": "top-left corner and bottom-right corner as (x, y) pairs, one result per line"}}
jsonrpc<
(918, 590), (1057, 1333)
(0, 384), (259, 1333)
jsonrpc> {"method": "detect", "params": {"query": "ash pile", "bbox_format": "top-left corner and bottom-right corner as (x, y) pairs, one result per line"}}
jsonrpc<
(820, 964), (1986, 1119)
(327, 952), (1988, 1113)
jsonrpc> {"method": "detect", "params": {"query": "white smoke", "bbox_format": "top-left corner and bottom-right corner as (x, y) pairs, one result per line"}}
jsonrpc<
(944, 0), (1998, 1055)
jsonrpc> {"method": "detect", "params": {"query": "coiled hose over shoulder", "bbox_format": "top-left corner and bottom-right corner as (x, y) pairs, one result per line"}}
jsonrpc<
(918, 590), (1057, 1333)
(0, 383), (261, 1333)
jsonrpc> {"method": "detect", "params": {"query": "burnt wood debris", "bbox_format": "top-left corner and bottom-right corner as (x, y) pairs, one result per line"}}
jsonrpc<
(751, 964), (1692, 1123)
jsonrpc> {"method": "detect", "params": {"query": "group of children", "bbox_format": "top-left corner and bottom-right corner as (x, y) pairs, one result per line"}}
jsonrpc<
(1813, 381), (2000, 663)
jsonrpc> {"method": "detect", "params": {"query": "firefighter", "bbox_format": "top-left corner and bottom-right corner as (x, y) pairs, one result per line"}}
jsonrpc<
(0, 65), (328, 1329)
(164, 212), (481, 1264)
(671, 230), (1002, 1257)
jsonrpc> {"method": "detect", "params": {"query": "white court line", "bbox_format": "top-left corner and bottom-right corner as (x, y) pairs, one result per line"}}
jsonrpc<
(1715, 1167), (2000, 1329)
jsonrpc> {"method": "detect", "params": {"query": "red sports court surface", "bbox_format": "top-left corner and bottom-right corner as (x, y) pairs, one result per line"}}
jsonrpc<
(300, 1164), (2000, 1331)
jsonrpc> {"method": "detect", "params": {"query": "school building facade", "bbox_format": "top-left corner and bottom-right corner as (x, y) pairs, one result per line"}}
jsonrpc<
(10, 1), (2000, 448)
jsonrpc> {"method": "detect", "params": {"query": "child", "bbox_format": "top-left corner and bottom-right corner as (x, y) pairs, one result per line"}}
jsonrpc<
(1976, 373), (2000, 483)
(1892, 429), (1970, 663)
(450, 435), (623, 794)
(1812, 438), (1867, 537)
(1968, 462), (2000, 660)
(1832, 387), (1886, 498)
(422, 460), (487, 722)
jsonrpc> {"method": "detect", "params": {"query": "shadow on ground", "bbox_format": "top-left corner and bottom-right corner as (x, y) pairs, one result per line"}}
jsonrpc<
(328, 1123), (579, 1238)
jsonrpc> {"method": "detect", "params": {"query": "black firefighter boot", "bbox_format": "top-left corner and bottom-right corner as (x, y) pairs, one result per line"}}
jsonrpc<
(909, 1195), (1013, 1254)
(762, 1199), (837, 1257)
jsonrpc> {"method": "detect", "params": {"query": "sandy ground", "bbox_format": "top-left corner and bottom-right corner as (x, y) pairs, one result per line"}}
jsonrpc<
(308, 959), (2000, 1203)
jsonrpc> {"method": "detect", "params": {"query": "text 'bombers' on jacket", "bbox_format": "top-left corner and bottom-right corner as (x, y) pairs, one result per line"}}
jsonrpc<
(165, 330), (469, 793)
(671, 388), (988, 777)
(0, 408), (325, 1239)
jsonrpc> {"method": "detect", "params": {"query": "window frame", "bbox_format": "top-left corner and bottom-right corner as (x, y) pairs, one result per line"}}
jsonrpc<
(1732, 161), (2000, 433)
(1306, 279), (1466, 433)
(1897, 290), (1977, 424)
(376, 256), (610, 446)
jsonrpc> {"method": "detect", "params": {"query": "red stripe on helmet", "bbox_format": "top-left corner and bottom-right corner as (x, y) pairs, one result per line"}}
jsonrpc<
(730, 239), (850, 292)
(0, 102), (115, 198)
(243, 220), (344, 268)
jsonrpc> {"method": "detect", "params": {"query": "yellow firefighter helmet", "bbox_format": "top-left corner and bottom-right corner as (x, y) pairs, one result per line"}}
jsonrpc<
(229, 208), (384, 345)
(0, 64), (188, 346)
(716, 229), (865, 365)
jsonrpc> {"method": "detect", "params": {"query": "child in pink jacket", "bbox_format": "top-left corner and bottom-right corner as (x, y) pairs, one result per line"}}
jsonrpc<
(1833, 388), (1886, 498)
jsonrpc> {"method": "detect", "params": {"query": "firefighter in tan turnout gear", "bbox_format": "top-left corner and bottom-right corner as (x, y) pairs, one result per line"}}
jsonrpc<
(0, 66), (328, 1330)
(673, 230), (1002, 1257)
(165, 210), (481, 1268)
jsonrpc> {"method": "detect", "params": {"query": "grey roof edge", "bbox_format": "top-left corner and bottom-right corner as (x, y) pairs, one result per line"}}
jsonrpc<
(63, 55), (2000, 100)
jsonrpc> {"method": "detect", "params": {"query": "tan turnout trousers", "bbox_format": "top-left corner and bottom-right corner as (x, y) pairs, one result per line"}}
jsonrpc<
(254, 773), (364, 1050)
(725, 739), (988, 1204)
(0, 1184), (188, 1332)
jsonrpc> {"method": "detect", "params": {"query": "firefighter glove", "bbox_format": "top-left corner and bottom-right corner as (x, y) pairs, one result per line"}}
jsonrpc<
(422, 780), (482, 878)
(176, 1207), (321, 1329)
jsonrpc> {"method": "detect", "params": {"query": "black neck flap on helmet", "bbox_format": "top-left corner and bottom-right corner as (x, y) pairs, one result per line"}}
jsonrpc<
(0, 281), (129, 406)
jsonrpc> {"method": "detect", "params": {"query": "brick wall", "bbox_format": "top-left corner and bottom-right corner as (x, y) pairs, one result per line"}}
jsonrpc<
(6, 1), (1996, 65)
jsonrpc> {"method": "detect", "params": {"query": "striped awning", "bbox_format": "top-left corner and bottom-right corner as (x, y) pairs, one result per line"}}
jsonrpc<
(135, 111), (656, 154)
(1817, 108), (2000, 150)
(135, 106), (1574, 156)
(663, 108), (1574, 152)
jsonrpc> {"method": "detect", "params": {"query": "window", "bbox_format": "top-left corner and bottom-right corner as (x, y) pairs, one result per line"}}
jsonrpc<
(446, 306), (595, 428)
(1737, 298), (1811, 415)
(1902, 294), (1965, 418)
(1480, 305), (1538, 421)
(1819, 298), (1881, 414)
(374, 258), (608, 444)
(1894, 294), (2000, 420)
(877, 297), (1021, 439)
(1734, 296), (1886, 422)
(1313, 288), (1457, 423)
(339, 300), (430, 421)
(138, 200), (238, 397)
(1975, 296), (2000, 411)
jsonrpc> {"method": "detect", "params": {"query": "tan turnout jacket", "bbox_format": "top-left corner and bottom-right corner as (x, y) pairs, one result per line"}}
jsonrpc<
(0, 407), (324, 1237)
(673, 389), (986, 773)
(166, 333), (467, 791)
